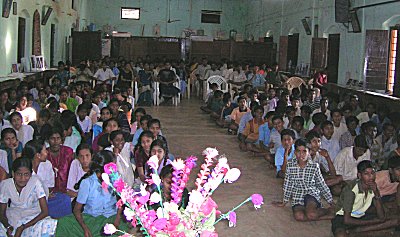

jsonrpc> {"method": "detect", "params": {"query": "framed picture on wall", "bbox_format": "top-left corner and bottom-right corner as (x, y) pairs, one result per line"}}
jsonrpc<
(12, 2), (16, 15)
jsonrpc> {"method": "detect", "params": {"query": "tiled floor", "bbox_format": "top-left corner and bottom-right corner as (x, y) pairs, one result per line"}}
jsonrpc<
(145, 98), (332, 237)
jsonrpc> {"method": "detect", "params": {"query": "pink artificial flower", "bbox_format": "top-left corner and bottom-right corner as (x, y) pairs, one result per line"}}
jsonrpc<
(171, 232), (187, 237)
(113, 178), (125, 192)
(131, 218), (137, 228)
(116, 199), (124, 208)
(251, 194), (264, 209)
(169, 213), (180, 226)
(200, 197), (218, 216)
(137, 193), (150, 205)
(103, 223), (117, 235)
(104, 163), (118, 174)
(152, 218), (167, 230)
(120, 234), (131, 237)
(200, 230), (218, 237)
(228, 211), (237, 227)
(101, 182), (109, 192)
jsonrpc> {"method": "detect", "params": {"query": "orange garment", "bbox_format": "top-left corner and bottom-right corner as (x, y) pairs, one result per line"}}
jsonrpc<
(376, 170), (399, 197)
(230, 107), (249, 125)
(243, 119), (265, 138)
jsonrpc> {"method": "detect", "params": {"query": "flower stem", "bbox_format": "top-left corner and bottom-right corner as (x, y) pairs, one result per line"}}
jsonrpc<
(213, 197), (251, 225)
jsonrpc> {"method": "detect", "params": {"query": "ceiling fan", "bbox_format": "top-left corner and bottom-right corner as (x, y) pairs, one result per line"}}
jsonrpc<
(167, 0), (181, 23)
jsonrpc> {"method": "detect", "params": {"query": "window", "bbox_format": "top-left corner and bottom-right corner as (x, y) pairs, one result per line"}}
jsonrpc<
(388, 29), (398, 93)
(121, 7), (140, 20)
(201, 10), (221, 24)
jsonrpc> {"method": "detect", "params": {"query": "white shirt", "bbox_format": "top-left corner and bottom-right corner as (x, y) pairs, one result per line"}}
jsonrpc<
(204, 69), (222, 80)
(0, 150), (8, 174)
(67, 159), (86, 192)
(105, 143), (136, 187)
(15, 124), (34, 147)
(332, 122), (348, 141)
(77, 116), (92, 133)
(320, 136), (341, 162)
(356, 112), (377, 125)
(94, 68), (116, 82)
(0, 119), (11, 136)
(89, 103), (100, 125)
(73, 96), (83, 105)
(29, 88), (39, 100)
(229, 71), (247, 83)
(334, 147), (371, 181)
(33, 160), (55, 191)
(18, 107), (37, 125)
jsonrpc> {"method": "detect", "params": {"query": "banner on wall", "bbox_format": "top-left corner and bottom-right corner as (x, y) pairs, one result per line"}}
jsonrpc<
(102, 39), (111, 57)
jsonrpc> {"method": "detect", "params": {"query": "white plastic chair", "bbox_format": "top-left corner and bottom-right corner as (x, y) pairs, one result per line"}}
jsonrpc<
(153, 80), (181, 106)
(203, 75), (229, 101)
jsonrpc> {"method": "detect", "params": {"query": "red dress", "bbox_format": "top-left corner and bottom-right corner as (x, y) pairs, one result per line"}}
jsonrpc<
(47, 145), (74, 193)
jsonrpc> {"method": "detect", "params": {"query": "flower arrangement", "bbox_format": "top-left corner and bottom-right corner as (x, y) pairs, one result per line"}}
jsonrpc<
(101, 147), (263, 237)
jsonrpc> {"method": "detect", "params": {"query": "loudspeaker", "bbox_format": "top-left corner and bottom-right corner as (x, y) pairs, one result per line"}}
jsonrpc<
(350, 10), (361, 33)
(2, 0), (12, 18)
(335, 0), (349, 23)
(41, 7), (52, 25)
(301, 18), (312, 35)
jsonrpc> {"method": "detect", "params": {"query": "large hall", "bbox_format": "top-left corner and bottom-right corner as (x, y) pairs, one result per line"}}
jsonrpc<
(1, 1), (400, 237)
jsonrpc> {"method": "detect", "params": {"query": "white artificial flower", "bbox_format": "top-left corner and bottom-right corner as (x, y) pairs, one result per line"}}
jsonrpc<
(188, 190), (205, 206)
(101, 173), (110, 185)
(156, 206), (169, 219)
(147, 155), (159, 171)
(152, 173), (161, 187)
(150, 192), (162, 204)
(140, 183), (148, 196)
(202, 147), (219, 159)
(224, 168), (241, 183)
(171, 158), (185, 170)
(124, 207), (135, 221)
(218, 157), (228, 166)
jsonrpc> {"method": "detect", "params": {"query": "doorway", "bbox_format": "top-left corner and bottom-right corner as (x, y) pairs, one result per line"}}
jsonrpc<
(50, 24), (56, 67)
(17, 17), (26, 63)
(327, 34), (340, 84)
(287, 33), (299, 73)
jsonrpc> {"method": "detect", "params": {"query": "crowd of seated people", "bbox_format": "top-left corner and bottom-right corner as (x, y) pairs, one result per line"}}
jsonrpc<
(198, 58), (400, 236)
(0, 55), (180, 236)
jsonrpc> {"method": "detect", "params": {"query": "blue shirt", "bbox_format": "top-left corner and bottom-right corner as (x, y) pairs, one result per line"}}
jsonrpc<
(258, 124), (273, 145)
(77, 173), (117, 218)
(132, 127), (143, 146)
(248, 73), (266, 88)
(238, 112), (253, 134)
(92, 124), (102, 139)
(275, 144), (295, 173)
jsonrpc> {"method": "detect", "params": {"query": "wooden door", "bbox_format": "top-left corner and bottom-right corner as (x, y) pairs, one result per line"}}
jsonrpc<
(17, 17), (26, 63)
(327, 34), (340, 84)
(287, 33), (299, 72)
(279, 36), (288, 71)
(72, 31), (102, 64)
(310, 38), (327, 70)
(364, 30), (389, 90)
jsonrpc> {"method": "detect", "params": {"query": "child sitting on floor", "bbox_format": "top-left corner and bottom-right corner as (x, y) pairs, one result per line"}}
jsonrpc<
(56, 151), (129, 236)
(273, 138), (334, 222)
(239, 105), (265, 152)
(331, 160), (398, 237)
(306, 131), (342, 190)
(275, 129), (296, 179)
(67, 144), (92, 198)
(0, 128), (22, 175)
(134, 131), (154, 182)
(227, 96), (249, 134)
